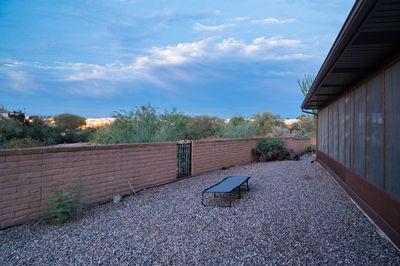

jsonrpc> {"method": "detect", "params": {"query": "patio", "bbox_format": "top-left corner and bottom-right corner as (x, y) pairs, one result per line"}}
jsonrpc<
(0, 156), (399, 264)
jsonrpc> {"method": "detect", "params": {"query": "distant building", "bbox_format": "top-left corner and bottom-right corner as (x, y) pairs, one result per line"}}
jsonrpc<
(42, 117), (56, 125)
(85, 118), (116, 129)
(0, 110), (8, 119)
(1, 110), (29, 123)
(282, 119), (299, 128)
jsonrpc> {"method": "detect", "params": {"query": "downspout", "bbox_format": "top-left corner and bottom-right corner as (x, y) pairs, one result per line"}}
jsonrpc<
(301, 108), (316, 116)
(301, 108), (318, 155)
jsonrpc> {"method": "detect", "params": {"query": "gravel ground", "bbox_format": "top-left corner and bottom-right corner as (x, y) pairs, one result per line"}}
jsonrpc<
(1, 156), (399, 265)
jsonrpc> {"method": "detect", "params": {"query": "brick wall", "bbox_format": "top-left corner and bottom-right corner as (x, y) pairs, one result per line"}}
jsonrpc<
(284, 137), (316, 154)
(0, 143), (177, 228)
(191, 137), (316, 176)
(0, 137), (315, 229)
(192, 138), (260, 176)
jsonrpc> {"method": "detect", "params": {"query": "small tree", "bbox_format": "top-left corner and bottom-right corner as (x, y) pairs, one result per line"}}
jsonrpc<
(298, 73), (317, 132)
(184, 115), (225, 140)
(54, 113), (86, 132)
(298, 73), (315, 97)
(229, 116), (245, 126)
(159, 109), (190, 141)
(253, 111), (286, 135)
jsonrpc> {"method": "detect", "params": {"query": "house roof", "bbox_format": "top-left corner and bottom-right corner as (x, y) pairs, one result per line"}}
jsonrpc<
(302, 0), (400, 110)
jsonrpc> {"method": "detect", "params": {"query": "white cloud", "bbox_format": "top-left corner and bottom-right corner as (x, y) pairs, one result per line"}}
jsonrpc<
(3, 60), (26, 68)
(231, 16), (250, 22)
(217, 36), (301, 56)
(2, 69), (40, 93)
(1, 36), (307, 95)
(145, 40), (208, 66)
(193, 23), (236, 31)
(252, 17), (296, 24)
(217, 38), (242, 52)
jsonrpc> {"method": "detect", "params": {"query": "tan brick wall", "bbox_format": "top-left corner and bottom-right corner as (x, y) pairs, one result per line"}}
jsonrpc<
(192, 137), (316, 176)
(284, 137), (316, 154)
(0, 143), (177, 229)
(192, 138), (260, 176)
(0, 137), (315, 229)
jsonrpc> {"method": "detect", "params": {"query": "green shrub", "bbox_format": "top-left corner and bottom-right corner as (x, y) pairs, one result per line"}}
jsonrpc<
(301, 144), (316, 154)
(253, 111), (286, 135)
(292, 115), (316, 138)
(42, 182), (87, 224)
(3, 137), (41, 149)
(0, 116), (59, 148)
(54, 113), (86, 132)
(90, 104), (290, 143)
(91, 104), (165, 144)
(159, 109), (190, 141)
(184, 115), (225, 140)
(55, 129), (93, 144)
(258, 136), (286, 152)
(221, 122), (257, 139)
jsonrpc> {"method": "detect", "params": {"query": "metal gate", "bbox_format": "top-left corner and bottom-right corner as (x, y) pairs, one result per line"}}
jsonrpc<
(177, 142), (192, 178)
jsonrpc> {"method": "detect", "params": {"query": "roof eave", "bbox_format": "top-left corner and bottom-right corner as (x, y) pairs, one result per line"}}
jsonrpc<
(301, 0), (377, 110)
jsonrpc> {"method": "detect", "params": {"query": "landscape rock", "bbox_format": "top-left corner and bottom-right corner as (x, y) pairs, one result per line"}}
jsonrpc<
(0, 157), (399, 264)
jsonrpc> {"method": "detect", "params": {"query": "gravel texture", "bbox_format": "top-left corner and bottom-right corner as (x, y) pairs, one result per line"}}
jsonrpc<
(1, 156), (399, 265)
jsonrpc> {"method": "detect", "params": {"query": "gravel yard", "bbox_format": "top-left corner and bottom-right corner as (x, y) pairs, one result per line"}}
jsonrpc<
(1, 156), (399, 264)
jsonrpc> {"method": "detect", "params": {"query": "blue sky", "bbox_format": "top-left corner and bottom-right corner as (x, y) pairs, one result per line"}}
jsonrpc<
(0, 0), (354, 118)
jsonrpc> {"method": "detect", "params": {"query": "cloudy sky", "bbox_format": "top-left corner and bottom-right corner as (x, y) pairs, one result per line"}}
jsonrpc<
(0, 0), (354, 118)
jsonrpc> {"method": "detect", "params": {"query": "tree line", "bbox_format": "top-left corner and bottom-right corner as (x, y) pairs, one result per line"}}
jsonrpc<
(0, 104), (315, 148)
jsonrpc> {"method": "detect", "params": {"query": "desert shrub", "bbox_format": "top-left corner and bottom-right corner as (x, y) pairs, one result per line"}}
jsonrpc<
(258, 136), (286, 152)
(0, 117), (26, 140)
(221, 121), (257, 139)
(253, 111), (287, 135)
(43, 189), (74, 224)
(42, 182), (87, 224)
(229, 116), (245, 126)
(131, 105), (163, 142)
(25, 119), (58, 144)
(301, 144), (316, 154)
(159, 109), (190, 141)
(54, 113), (86, 132)
(272, 125), (306, 138)
(184, 115), (225, 140)
(91, 116), (135, 144)
(0, 116), (58, 148)
(55, 129), (93, 144)
(75, 129), (94, 142)
(91, 105), (290, 143)
(91, 104), (165, 144)
(292, 115), (316, 138)
(3, 137), (41, 149)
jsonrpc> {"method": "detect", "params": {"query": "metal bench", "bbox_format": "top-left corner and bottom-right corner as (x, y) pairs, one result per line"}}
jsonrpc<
(201, 176), (250, 207)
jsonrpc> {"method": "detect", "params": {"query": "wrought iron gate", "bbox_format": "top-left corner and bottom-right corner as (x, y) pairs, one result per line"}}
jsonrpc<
(177, 142), (192, 178)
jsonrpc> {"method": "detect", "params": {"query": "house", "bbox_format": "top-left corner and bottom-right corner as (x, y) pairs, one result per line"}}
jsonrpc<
(302, 0), (400, 247)
(282, 119), (300, 128)
(84, 118), (116, 129)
